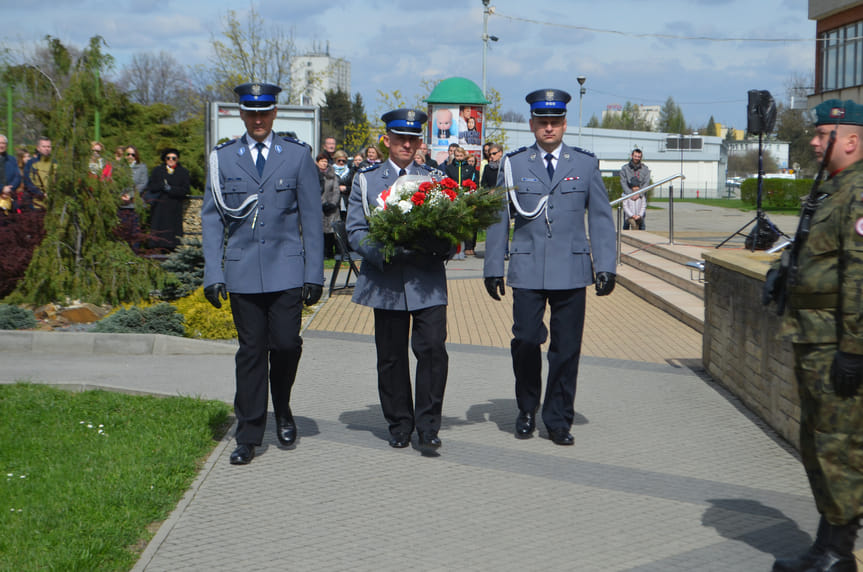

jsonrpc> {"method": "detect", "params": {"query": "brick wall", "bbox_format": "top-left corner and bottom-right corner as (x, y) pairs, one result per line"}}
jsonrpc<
(702, 250), (800, 449)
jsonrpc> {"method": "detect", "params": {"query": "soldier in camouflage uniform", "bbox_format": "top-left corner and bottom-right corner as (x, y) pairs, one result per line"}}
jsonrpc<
(771, 99), (863, 572)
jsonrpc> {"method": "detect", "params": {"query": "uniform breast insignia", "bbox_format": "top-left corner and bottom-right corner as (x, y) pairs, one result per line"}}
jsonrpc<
(214, 139), (238, 151)
(563, 177), (579, 181)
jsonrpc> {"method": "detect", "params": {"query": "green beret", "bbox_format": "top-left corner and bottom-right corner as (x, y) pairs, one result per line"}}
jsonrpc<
(813, 99), (863, 126)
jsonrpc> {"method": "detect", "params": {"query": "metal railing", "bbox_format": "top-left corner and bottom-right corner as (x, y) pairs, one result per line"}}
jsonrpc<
(610, 173), (685, 266)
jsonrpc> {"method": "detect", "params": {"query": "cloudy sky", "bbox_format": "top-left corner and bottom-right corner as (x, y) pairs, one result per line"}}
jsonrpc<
(3, 0), (815, 131)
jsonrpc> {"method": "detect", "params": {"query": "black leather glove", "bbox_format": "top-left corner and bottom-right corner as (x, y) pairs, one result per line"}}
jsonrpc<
(831, 351), (863, 398)
(302, 283), (323, 306)
(762, 266), (781, 306)
(484, 277), (505, 301)
(204, 283), (227, 309)
(595, 272), (616, 296)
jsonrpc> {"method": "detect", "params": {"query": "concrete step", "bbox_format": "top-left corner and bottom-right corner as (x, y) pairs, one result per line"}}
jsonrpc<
(616, 230), (706, 333)
(616, 264), (705, 334)
(621, 249), (704, 300)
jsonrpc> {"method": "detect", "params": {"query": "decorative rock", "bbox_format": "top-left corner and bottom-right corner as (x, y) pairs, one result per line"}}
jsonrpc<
(60, 303), (108, 324)
(33, 304), (58, 320)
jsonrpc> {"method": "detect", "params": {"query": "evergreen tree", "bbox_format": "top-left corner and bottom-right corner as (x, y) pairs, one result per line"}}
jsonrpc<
(705, 115), (718, 136)
(659, 96), (688, 134)
(5, 37), (166, 306)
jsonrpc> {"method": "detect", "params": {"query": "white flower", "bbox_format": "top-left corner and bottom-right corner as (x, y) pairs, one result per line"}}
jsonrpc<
(396, 200), (413, 213)
(87, 424), (93, 429)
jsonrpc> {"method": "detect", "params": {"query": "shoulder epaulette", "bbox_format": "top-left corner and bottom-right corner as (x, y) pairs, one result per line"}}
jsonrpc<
(214, 139), (238, 151)
(506, 146), (528, 158)
(279, 136), (309, 148)
(418, 163), (445, 179)
(571, 145), (596, 158)
(359, 163), (382, 174)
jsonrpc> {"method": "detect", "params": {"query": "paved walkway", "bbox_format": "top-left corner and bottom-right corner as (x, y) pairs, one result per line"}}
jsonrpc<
(0, 202), (837, 570)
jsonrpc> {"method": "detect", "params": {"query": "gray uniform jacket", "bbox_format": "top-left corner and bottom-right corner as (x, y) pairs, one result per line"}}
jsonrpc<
(483, 143), (617, 290)
(202, 134), (324, 294)
(346, 160), (448, 311)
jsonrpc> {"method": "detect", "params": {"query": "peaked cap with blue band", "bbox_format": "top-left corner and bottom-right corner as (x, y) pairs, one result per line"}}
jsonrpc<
(381, 108), (427, 136)
(813, 99), (863, 127)
(234, 82), (282, 111)
(526, 89), (571, 117)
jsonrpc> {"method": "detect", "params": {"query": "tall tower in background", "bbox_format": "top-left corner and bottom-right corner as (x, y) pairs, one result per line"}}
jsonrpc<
(290, 41), (350, 107)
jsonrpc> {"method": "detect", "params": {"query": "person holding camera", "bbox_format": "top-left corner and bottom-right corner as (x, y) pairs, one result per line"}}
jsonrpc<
(619, 148), (649, 230)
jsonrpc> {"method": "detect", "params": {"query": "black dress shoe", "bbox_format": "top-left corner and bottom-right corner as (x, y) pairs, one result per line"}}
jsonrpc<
(230, 444), (255, 465)
(276, 412), (297, 446)
(548, 428), (574, 446)
(418, 431), (442, 450)
(515, 409), (537, 438)
(388, 433), (411, 448)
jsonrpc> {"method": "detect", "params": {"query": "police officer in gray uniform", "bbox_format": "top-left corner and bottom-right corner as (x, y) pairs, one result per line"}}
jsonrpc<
(202, 82), (324, 465)
(483, 89), (617, 445)
(346, 108), (450, 452)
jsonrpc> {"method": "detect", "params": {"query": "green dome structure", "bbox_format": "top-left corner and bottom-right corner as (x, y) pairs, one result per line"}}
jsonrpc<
(425, 77), (490, 105)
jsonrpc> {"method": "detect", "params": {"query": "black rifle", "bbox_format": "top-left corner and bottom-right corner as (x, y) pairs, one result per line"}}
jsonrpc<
(764, 130), (836, 315)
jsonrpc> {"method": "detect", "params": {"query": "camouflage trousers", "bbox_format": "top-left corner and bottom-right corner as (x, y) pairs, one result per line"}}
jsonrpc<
(795, 343), (863, 525)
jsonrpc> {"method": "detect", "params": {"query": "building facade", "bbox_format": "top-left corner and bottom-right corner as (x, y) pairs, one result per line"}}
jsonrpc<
(809, 0), (863, 105)
(290, 44), (351, 107)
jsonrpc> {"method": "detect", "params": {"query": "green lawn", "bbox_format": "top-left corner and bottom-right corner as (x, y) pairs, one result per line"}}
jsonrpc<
(0, 383), (231, 571)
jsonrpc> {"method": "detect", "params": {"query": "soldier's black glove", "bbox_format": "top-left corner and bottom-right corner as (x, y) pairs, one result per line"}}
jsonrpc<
(204, 283), (227, 309)
(762, 266), (781, 306)
(484, 277), (505, 301)
(595, 272), (616, 296)
(831, 351), (863, 398)
(302, 283), (323, 306)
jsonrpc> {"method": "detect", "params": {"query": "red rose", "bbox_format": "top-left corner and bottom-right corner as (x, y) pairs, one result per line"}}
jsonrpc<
(440, 177), (458, 190)
(418, 181), (434, 193)
(443, 188), (457, 201)
(462, 179), (477, 191)
(411, 191), (426, 206)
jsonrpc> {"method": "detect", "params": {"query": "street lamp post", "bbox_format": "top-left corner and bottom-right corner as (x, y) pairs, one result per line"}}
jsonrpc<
(577, 76), (586, 148)
(481, 0), (498, 98)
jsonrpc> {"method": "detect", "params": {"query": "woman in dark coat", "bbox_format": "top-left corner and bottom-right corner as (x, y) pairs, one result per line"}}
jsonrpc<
(144, 148), (190, 252)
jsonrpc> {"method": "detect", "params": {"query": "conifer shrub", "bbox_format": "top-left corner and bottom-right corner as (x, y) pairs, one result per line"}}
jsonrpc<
(159, 238), (204, 301)
(173, 287), (237, 340)
(92, 303), (184, 336)
(0, 304), (38, 330)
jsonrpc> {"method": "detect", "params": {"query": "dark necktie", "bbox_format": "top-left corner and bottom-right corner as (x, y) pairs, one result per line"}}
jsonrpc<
(255, 142), (266, 176)
(398, 168), (407, 177)
(545, 153), (555, 180)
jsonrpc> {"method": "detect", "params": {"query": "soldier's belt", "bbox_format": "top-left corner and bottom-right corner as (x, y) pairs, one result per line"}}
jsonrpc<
(789, 292), (839, 309)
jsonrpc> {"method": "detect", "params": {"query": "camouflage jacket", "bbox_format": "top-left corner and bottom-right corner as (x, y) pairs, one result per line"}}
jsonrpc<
(781, 160), (863, 353)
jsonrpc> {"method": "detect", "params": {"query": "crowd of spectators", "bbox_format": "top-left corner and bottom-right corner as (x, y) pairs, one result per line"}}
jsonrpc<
(0, 134), (191, 254)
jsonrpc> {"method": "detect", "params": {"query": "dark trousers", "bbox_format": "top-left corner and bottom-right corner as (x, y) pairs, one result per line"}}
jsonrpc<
(230, 289), (303, 445)
(374, 305), (448, 436)
(511, 287), (586, 431)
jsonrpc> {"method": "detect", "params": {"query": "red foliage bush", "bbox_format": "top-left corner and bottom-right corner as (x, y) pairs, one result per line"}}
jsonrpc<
(0, 211), (46, 298)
